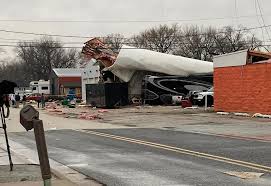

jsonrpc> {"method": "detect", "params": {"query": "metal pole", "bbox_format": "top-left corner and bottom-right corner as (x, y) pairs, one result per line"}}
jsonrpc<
(44, 179), (51, 186)
(33, 119), (51, 186)
(143, 76), (147, 105)
(0, 107), (13, 171)
(204, 96), (208, 111)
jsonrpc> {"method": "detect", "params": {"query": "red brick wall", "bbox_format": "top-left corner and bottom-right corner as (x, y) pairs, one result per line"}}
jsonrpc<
(58, 77), (81, 84)
(214, 62), (271, 114)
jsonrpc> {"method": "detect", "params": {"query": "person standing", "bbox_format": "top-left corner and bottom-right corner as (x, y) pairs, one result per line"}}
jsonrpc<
(37, 95), (41, 108)
(22, 95), (27, 106)
(41, 93), (45, 108)
(15, 93), (20, 108)
(10, 94), (15, 108)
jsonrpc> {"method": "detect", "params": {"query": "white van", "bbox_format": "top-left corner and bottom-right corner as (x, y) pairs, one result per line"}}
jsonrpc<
(30, 80), (50, 94)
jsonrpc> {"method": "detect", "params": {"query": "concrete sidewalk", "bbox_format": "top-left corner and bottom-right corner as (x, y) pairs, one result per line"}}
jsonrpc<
(0, 106), (118, 186)
(0, 135), (102, 186)
(1, 180), (75, 186)
(0, 147), (76, 186)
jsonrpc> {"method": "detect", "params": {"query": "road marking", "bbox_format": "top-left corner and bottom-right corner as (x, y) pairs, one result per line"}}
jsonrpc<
(75, 129), (271, 173)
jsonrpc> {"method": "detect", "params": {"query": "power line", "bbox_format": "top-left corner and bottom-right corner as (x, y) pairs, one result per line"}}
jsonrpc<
(0, 14), (267, 23)
(0, 41), (85, 44)
(256, 0), (271, 44)
(0, 44), (82, 48)
(255, 0), (265, 43)
(0, 14), (271, 23)
(0, 37), (32, 41)
(234, 0), (239, 26)
(0, 24), (271, 40)
(0, 29), (90, 39)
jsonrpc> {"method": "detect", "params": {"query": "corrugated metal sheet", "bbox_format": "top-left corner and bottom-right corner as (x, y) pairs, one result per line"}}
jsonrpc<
(108, 45), (213, 82)
(53, 68), (83, 77)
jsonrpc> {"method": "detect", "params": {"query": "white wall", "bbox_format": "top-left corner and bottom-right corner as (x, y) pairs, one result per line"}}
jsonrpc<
(213, 50), (248, 68)
(81, 60), (100, 101)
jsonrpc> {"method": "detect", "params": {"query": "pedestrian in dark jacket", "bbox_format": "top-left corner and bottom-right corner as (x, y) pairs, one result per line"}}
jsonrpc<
(15, 93), (20, 108)
(22, 95), (26, 106)
(37, 95), (41, 108)
(41, 93), (45, 108)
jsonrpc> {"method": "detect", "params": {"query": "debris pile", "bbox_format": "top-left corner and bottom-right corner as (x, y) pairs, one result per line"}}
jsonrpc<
(81, 38), (117, 67)
(77, 113), (101, 120)
(45, 102), (58, 109)
(44, 102), (108, 121)
(98, 109), (109, 113)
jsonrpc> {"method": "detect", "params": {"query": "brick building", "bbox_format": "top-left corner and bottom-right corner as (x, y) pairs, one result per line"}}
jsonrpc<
(213, 50), (271, 114)
(50, 68), (83, 97)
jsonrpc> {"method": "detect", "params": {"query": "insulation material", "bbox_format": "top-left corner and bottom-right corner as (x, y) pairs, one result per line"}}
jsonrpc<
(108, 45), (213, 82)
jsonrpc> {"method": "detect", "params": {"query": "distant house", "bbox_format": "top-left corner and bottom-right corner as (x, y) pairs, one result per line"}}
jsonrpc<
(50, 68), (83, 97)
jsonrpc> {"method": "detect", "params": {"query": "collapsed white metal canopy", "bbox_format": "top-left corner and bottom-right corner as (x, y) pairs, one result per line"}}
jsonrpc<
(107, 45), (213, 82)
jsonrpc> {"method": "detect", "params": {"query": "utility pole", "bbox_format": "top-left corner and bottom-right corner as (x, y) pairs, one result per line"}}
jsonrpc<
(20, 105), (52, 186)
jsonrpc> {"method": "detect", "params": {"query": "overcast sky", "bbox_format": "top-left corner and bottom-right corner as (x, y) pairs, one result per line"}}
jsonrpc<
(0, 0), (271, 59)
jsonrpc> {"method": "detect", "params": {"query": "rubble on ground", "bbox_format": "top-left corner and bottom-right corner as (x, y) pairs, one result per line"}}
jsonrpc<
(216, 111), (271, 119)
(223, 171), (264, 179)
(252, 113), (271, 119)
(44, 102), (108, 120)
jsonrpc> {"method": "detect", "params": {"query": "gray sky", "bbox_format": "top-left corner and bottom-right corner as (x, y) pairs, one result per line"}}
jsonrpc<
(0, 0), (271, 59)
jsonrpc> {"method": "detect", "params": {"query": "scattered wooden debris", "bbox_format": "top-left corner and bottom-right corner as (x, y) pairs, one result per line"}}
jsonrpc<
(217, 112), (230, 115)
(234, 113), (250, 117)
(223, 171), (264, 179)
(252, 113), (271, 119)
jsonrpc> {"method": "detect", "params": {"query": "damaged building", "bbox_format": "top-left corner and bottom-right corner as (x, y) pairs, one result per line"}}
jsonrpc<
(214, 49), (271, 114)
(81, 38), (213, 107)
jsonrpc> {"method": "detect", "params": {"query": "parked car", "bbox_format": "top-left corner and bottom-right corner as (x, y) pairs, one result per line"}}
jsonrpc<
(172, 95), (183, 105)
(26, 93), (49, 102)
(26, 93), (41, 102)
(193, 87), (214, 106)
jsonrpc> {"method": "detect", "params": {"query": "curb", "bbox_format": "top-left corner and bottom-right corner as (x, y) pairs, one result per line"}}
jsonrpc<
(0, 135), (102, 186)
(206, 132), (271, 143)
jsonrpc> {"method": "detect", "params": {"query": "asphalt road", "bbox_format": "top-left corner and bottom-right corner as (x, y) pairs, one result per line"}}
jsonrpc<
(9, 128), (271, 186)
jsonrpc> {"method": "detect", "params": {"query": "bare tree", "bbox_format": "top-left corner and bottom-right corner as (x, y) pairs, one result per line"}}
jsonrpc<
(0, 59), (28, 86)
(131, 24), (179, 53)
(173, 26), (218, 61)
(174, 25), (262, 61)
(103, 25), (261, 61)
(16, 36), (79, 81)
(212, 26), (262, 54)
(103, 33), (125, 53)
